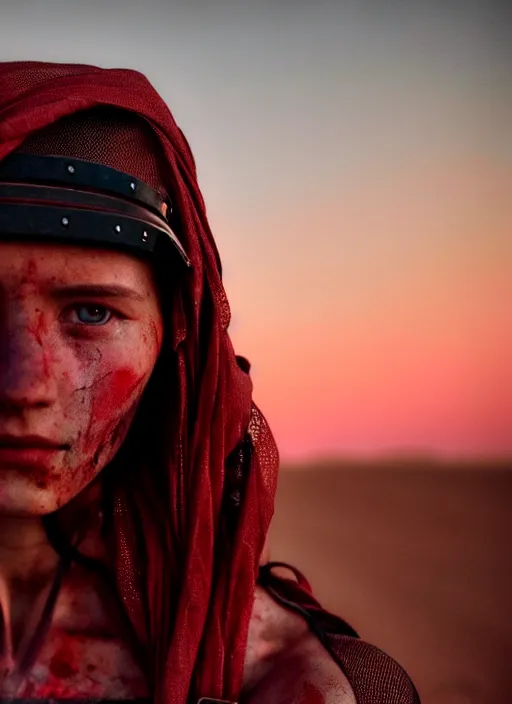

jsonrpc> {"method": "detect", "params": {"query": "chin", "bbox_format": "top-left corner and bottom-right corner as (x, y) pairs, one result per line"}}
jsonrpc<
(0, 482), (69, 517)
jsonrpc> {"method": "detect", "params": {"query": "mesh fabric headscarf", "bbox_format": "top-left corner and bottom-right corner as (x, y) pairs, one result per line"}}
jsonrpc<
(0, 61), (279, 704)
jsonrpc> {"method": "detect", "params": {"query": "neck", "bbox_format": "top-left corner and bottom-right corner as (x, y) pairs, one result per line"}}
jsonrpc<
(0, 514), (59, 587)
(0, 515), (61, 672)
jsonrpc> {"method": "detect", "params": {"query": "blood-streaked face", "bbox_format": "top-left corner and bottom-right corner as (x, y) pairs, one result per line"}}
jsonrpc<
(0, 243), (164, 516)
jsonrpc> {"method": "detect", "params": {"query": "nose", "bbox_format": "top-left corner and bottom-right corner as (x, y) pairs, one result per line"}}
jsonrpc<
(0, 314), (59, 411)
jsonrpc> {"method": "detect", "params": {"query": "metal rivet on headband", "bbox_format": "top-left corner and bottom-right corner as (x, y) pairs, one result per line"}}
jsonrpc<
(67, 165), (75, 174)
(114, 225), (122, 233)
(141, 231), (148, 242)
(130, 181), (136, 192)
(61, 217), (69, 227)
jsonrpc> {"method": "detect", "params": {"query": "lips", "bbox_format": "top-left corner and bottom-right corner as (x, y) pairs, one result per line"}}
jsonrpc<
(0, 434), (69, 449)
(0, 434), (70, 472)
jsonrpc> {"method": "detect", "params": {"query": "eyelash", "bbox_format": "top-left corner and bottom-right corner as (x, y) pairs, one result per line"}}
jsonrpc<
(62, 303), (125, 327)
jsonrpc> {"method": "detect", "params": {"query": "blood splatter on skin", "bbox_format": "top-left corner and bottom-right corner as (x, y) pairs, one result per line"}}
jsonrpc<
(11, 616), (149, 699)
(19, 677), (85, 698)
(29, 468), (52, 491)
(0, 244), (164, 516)
(299, 682), (326, 704)
(0, 245), (162, 696)
(92, 369), (144, 423)
(49, 644), (79, 679)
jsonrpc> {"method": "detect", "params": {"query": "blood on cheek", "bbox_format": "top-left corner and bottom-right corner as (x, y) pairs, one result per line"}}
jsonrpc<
(91, 368), (144, 423)
(66, 366), (143, 485)
(22, 369), (144, 505)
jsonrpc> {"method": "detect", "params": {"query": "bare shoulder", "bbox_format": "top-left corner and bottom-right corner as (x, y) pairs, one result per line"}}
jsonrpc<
(245, 632), (357, 704)
(243, 586), (356, 704)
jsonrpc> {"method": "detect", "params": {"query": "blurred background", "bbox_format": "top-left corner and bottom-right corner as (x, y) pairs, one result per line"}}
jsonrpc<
(1, 2), (511, 702)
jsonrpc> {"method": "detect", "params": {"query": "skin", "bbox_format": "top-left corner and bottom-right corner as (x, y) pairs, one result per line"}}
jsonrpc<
(0, 242), (163, 695)
(243, 589), (356, 704)
(0, 242), (163, 518)
(0, 241), (355, 703)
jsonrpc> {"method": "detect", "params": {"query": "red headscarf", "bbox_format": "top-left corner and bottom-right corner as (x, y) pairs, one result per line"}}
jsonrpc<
(0, 61), (279, 703)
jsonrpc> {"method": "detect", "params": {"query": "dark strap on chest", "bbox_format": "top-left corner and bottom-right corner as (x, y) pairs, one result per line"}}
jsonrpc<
(258, 561), (359, 638)
(258, 562), (421, 704)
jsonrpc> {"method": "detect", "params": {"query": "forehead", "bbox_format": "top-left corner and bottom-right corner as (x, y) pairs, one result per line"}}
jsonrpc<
(0, 241), (155, 291)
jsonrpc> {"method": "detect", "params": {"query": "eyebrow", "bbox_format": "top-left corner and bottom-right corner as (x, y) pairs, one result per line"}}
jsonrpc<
(50, 284), (147, 302)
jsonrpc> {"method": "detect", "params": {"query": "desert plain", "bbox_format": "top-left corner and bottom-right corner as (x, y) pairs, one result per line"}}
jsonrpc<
(270, 459), (511, 704)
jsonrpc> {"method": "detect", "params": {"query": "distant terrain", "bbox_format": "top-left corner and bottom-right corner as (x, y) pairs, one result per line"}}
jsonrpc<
(269, 459), (512, 704)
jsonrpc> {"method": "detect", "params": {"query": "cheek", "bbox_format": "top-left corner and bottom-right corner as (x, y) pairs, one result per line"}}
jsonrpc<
(75, 366), (148, 478)
(91, 368), (144, 423)
(34, 367), (147, 512)
(0, 321), (161, 515)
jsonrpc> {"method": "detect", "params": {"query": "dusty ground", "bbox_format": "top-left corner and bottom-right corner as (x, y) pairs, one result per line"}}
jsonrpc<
(269, 460), (512, 704)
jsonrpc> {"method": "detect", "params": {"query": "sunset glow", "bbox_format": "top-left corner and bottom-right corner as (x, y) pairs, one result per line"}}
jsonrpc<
(1, 3), (510, 460)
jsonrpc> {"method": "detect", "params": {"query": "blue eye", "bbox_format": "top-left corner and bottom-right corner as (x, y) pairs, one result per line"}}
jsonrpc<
(71, 304), (113, 325)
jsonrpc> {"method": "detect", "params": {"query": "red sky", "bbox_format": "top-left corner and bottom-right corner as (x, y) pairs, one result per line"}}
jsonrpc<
(225, 157), (511, 460)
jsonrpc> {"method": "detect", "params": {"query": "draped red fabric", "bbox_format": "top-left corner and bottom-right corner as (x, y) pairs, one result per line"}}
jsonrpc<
(0, 61), (279, 704)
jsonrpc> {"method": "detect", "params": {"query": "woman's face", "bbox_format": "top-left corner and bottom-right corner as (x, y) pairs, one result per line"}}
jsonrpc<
(0, 242), (164, 516)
